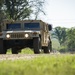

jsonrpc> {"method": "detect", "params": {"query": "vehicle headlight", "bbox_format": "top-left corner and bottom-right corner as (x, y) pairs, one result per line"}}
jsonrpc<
(25, 34), (29, 38)
(6, 34), (10, 38)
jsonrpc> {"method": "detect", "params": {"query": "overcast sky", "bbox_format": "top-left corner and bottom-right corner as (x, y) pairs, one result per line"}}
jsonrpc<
(39, 0), (75, 28)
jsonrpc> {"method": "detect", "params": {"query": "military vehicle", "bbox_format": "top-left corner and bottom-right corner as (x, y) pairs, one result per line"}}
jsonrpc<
(0, 20), (52, 54)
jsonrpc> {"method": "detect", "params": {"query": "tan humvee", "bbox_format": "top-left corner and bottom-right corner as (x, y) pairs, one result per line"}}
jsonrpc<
(0, 20), (52, 54)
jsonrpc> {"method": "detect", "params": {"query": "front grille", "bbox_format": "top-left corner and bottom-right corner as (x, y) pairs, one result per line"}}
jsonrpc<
(10, 33), (24, 38)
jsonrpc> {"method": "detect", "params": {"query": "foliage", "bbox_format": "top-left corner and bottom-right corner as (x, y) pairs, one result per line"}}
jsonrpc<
(0, 55), (75, 75)
(21, 48), (34, 54)
(0, 0), (5, 23)
(59, 46), (68, 53)
(28, 0), (45, 20)
(52, 27), (67, 45)
(0, 0), (5, 31)
(2, 0), (45, 20)
(0, 0), (4, 8)
(66, 28), (75, 51)
(51, 38), (60, 50)
(3, 0), (32, 20)
(52, 27), (75, 52)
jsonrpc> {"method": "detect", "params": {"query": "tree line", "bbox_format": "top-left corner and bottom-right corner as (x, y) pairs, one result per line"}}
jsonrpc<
(0, 0), (45, 21)
(52, 26), (75, 53)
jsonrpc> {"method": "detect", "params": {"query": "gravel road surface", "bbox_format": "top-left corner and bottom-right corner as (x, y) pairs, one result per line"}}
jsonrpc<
(0, 52), (61, 61)
(0, 54), (40, 61)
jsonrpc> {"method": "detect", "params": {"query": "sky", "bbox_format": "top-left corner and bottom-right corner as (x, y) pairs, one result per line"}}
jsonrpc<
(39, 0), (75, 28)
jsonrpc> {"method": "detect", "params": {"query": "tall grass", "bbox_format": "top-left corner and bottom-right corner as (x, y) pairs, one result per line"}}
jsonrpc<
(21, 48), (34, 54)
(0, 55), (75, 75)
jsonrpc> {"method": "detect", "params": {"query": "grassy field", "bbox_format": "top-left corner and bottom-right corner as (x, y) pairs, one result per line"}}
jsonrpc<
(0, 54), (75, 75)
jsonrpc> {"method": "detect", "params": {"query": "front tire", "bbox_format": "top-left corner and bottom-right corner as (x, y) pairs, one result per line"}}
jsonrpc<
(33, 37), (41, 54)
(43, 41), (51, 53)
(12, 47), (18, 54)
(0, 39), (7, 54)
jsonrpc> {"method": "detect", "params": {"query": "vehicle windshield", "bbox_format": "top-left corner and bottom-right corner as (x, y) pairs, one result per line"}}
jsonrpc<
(24, 23), (40, 30)
(6, 23), (21, 30)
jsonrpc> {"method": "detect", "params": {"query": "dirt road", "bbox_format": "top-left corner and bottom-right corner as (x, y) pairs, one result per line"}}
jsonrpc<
(0, 52), (61, 61)
(0, 54), (40, 61)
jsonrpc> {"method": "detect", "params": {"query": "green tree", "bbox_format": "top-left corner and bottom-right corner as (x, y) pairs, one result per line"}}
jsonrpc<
(52, 27), (67, 45)
(67, 28), (75, 51)
(0, 0), (5, 31)
(28, 0), (45, 19)
(3, 0), (45, 20)
(0, 0), (4, 22)
(4, 0), (32, 20)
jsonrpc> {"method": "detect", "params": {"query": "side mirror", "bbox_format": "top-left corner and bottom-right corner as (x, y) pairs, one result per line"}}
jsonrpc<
(48, 24), (52, 31)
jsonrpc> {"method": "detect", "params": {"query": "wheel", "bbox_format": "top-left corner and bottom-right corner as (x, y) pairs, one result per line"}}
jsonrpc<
(43, 41), (52, 53)
(0, 39), (7, 54)
(50, 41), (52, 52)
(33, 37), (41, 54)
(12, 47), (18, 54)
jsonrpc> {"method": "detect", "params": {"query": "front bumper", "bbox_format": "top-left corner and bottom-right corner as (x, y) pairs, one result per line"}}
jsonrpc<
(4, 32), (40, 40)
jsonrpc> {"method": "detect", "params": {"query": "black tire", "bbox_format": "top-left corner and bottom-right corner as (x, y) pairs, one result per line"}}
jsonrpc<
(12, 47), (18, 54)
(50, 41), (52, 52)
(0, 39), (7, 54)
(33, 37), (41, 54)
(43, 42), (51, 53)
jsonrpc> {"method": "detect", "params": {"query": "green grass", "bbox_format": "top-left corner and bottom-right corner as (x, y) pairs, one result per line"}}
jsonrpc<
(0, 54), (75, 75)
(20, 48), (34, 54)
(7, 48), (34, 54)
